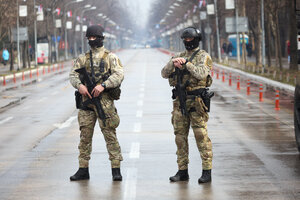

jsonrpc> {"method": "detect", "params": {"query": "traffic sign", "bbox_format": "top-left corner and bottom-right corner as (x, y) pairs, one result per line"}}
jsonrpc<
(12, 27), (28, 41)
(225, 17), (248, 33)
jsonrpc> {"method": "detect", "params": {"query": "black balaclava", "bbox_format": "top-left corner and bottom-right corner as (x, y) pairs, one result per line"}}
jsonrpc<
(88, 37), (104, 48)
(183, 37), (200, 51)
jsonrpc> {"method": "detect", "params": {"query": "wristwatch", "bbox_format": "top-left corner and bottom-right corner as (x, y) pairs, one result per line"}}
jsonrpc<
(101, 83), (106, 89)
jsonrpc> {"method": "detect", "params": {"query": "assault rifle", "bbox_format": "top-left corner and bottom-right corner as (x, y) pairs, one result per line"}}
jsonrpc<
(75, 67), (106, 126)
(173, 67), (189, 116)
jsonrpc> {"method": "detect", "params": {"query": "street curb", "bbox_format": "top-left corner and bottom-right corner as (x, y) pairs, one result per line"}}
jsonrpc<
(213, 63), (295, 94)
(157, 48), (295, 95)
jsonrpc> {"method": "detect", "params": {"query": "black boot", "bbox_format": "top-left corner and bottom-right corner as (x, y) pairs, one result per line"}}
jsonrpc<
(70, 168), (90, 181)
(169, 169), (189, 182)
(198, 170), (211, 183)
(112, 168), (122, 181)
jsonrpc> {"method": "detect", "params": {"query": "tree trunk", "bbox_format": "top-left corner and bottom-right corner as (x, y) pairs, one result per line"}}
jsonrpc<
(267, 17), (272, 67)
(22, 41), (26, 69)
(275, 10), (282, 70)
(241, 0), (247, 65)
(289, 0), (298, 70)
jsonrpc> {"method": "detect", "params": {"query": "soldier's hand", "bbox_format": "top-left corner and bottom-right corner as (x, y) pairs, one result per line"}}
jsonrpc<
(91, 85), (104, 97)
(174, 61), (183, 69)
(79, 84), (92, 99)
(172, 57), (186, 65)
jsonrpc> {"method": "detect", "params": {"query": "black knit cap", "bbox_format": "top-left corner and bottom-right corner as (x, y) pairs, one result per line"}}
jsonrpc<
(86, 25), (104, 38)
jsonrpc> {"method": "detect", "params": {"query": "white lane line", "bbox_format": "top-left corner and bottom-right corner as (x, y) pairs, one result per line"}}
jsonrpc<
(129, 142), (140, 159)
(137, 100), (143, 107)
(37, 97), (47, 103)
(0, 117), (13, 125)
(139, 88), (145, 92)
(139, 93), (144, 99)
(51, 91), (59, 96)
(133, 123), (141, 133)
(123, 168), (137, 200)
(136, 110), (143, 118)
(22, 106), (31, 110)
(53, 116), (77, 129)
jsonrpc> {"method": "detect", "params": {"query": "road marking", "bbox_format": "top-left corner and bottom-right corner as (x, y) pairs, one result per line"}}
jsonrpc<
(0, 117), (13, 125)
(51, 91), (59, 96)
(53, 116), (77, 129)
(129, 142), (140, 159)
(37, 97), (47, 103)
(139, 87), (145, 92)
(137, 100), (143, 107)
(136, 110), (143, 118)
(133, 123), (141, 133)
(123, 168), (137, 200)
(22, 106), (31, 110)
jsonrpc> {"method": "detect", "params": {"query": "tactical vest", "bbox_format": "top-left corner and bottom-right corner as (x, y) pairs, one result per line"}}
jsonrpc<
(84, 49), (111, 85)
(168, 50), (212, 91)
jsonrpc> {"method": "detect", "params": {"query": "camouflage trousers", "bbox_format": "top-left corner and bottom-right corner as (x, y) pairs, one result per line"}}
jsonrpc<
(77, 95), (123, 168)
(171, 97), (213, 170)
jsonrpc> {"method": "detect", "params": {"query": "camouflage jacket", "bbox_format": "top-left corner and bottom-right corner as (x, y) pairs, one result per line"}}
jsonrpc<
(161, 47), (212, 90)
(69, 46), (124, 90)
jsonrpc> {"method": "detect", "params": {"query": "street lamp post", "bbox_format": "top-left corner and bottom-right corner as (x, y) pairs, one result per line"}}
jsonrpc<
(214, 0), (222, 62)
(64, 0), (84, 61)
(34, 0), (37, 66)
(17, 0), (20, 70)
(261, 0), (266, 73)
(80, 6), (96, 53)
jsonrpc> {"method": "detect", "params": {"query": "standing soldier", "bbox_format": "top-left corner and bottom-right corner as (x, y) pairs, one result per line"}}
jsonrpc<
(161, 27), (213, 183)
(69, 25), (124, 181)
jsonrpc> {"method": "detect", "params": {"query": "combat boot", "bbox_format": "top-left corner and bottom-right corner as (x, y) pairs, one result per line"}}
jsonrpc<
(169, 169), (189, 182)
(70, 168), (90, 181)
(198, 169), (211, 183)
(112, 168), (122, 181)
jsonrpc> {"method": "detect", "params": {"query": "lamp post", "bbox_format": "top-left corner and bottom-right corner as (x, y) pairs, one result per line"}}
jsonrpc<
(261, 0), (266, 73)
(80, 6), (96, 53)
(64, 0), (84, 61)
(214, 0), (221, 62)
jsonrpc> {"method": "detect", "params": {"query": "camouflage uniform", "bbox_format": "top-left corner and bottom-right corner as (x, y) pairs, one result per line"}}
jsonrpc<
(161, 47), (213, 170)
(70, 46), (124, 169)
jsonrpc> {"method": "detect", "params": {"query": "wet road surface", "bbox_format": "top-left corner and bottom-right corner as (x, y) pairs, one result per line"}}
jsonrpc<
(0, 49), (299, 200)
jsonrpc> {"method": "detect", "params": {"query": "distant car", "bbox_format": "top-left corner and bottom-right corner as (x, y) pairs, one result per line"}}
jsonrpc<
(294, 80), (300, 152)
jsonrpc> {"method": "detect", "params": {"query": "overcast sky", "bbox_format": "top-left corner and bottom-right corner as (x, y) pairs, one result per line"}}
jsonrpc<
(125, 0), (154, 28)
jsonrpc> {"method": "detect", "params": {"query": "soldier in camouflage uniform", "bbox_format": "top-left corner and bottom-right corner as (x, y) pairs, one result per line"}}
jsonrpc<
(69, 25), (124, 181)
(161, 27), (213, 183)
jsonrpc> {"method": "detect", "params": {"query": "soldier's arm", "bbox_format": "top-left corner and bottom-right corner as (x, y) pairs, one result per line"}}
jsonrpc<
(69, 55), (86, 89)
(186, 53), (212, 80)
(161, 53), (183, 79)
(103, 53), (124, 88)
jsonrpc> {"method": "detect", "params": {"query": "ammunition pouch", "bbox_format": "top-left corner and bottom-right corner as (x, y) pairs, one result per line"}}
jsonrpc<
(106, 86), (121, 100)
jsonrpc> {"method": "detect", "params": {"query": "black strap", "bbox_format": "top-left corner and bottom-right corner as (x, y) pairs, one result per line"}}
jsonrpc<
(89, 50), (96, 83)
(186, 49), (200, 63)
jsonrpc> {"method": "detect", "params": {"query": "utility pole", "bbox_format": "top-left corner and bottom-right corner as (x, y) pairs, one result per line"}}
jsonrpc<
(53, 10), (58, 62)
(34, 0), (37, 66)
(235, 0), (240, 64)
(17, 0), (20, 70)
(214, 0), (222, 62)
(261, 0), (266, 73)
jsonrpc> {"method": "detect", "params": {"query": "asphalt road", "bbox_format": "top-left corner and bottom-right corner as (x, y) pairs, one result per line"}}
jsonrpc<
(0, 48), (299, 200)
